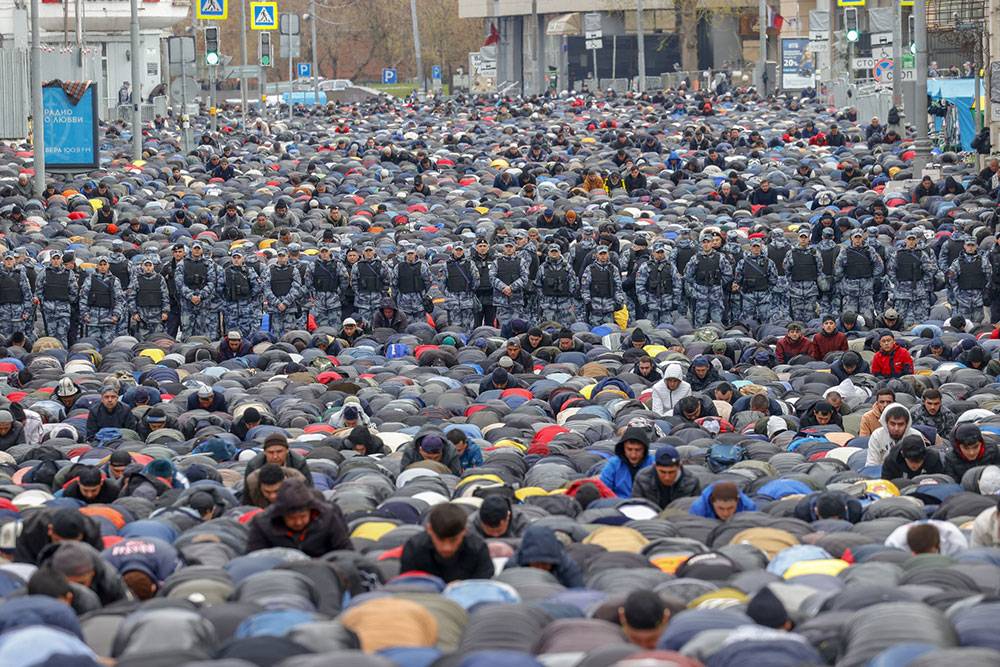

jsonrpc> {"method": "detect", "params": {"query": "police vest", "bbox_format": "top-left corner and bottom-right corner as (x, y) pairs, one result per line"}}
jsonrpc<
(789, 249), (818, 281)
(895, 250), (925, 283)
(693, 253), (722, 286)
(0, 271), (20, 304)
(225, 266), (252, 301)
(88, 275), (113, 309)
(675, 245), (696, 273)
(183, 259), (209, 289)
(958, 257), (986, 290)
(495, 256), (521, 286)
(397, 263), (426, 294)
(819, 246), (840, 276)
(645, 262), (674, 296)
(270, 265), (294, 298)
(768, 244), (790, 276)
(588, 264), (614, 298)
(109, 260), (131, 290)
(357, 261), (383, 292)
(741, 258), (769, 291)
(135, 275), (163, 308)
(473, 255), (492, 292)
(843, 247), (875, 279)
(312, 261), (340, 293)
(445, 260), (474, 292)
(541, 265), (572, 297)
(42, 270), (70, 301)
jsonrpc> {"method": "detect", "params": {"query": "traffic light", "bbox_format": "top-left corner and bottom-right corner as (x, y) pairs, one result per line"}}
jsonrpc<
(843, 7), (859, 43)
(205, 27), (220, 66)
(259, 32), (272, 67)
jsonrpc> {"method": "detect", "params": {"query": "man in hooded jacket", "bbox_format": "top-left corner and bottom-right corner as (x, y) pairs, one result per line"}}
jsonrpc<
(599, 427), (655, 497)
(245, 479), (352, 557)
(865, 403), (924, 467)
(946, 424), (1000, 481)
(504, 525), (585, 588)
(650, 363), (692, 415)
(631, 446), (702, 509)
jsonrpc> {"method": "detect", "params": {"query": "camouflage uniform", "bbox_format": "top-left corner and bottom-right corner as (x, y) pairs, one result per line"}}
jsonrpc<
(0, 262), (32, 339)
(535, 253), (577, 324)
(516, 238), (540, 320)
(393, 256), (432, 322)
(263, 259), (304, 337)
(305, 257), (350, 329)
(684, 248), (733, 327)
(636, 252), (682, 326)
(491, 247), (530, 327)
(948, 250), (993, 325)
(834, 237), (884, 323)
(36, 263), (78, 345)
(733, 248), (778, 324)
(130, 268), (171, 339)
(581, 252), (625, 325)
(218, 257), (264, 338)
(80, 270), (124, 348)
(175, 253), (219, 339)
(887, 242), (937, 327)
(442, 252), (480, 331)
(938, 233), (967, 307)
(815, 237), (841, 315)
(351, 256), (392, 326)
(765, 231), (792, 318)
(672, 237), (699, 320)
(719, 239), (744, 323)
(783, 242), (823, 323)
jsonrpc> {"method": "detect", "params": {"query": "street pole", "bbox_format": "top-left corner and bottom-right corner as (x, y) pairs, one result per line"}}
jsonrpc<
(129, 0), (142, 161)
(826, 0), (835, 83)
(409, 0), (424, 93)
(891, 0), (902, 128)
(239, 0), (248, 124)
(180, 54), (191, 153)
(288, 43), (293, 122)
(30, 0), (45, 197)
(913, 0), (930, 172)
(758, 0), (767, 95)
(211, 64), (218, 132)
(310, 0), (318, 103)
(636, 0), (646, 93)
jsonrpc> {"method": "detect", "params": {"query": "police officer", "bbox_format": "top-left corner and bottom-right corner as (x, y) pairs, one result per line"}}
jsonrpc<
(835, 228), (884, 324)
(685, 232), (733, 326)
(219, 248), (263, 338)
(306, 246), (349, 329)
(107, 239), (133, 297)
(622, 235), (650, 318)
(0, 251), (31, 339)
(286, 243), (310, 329)
(491, 239), (530, 328)
(816, 227), (841, 315)
(264, 247), (303, 337)
(948, 237), (993, 325)
(471, 238), (494, 328)
(341, 246), (360, 320)
(351, 243), (391, 326)
(581, 246), (625, 325)
(61, 252), (84, 346)
(514, 230), (540, 320)
(765, 228), (792, 319)
(35, 250), (78, 345)
(636, 242), (682, 326)
(162, 243), (186, 338)
(393, 246), (432, 322)
(80, 256), (124, 347)
(175, 241), (218, 339)
(130, 257), (170, 339)
(536, 244), (576, 323)
(442, 243), (480, 330)
(888, 230), (937, 327)
(783, 228), (823, 323)
(938, 230), (967, 306)
(733, 238), (778, 324)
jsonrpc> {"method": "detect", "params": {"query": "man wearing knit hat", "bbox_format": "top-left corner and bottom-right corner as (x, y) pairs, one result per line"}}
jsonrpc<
(631, 445), (701, 509)
(242, 432), (313, 486)
(399, 431), (463, 475)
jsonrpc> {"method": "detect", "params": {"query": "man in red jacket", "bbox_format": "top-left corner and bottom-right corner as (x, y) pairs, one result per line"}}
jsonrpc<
(775, 322), (816, 363)
(812, 314), (848, 360)
(871, 330), (914, 378)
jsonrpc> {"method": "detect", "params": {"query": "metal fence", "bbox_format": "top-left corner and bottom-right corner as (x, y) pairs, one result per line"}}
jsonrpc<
(114, 96), (170, 123)
(0, 49), (29, 140)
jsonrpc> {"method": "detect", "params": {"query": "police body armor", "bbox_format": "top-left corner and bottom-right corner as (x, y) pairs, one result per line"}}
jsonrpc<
(357, 261), (383, 293)
(312, 261), (340, 293)
(674, 245), (696, 273)
(42, 270), (70, 302)
(958, 256), (987, 290)
(741, 258), (769, 292)
(495, 257), (521, 286)
(693, 253), (722, 287)
(820, 246), (840, 276)
(270, 265), (294, 298)
(789, 249), (819, 281)
(768, 244), (790, 276)
(225, 266), (253, 301)
(109, 260), (131, 290)
(445, 260), (474, 293)
(843, 247), (875, 279)
(895, 250), (925, 284)
(0, 271), (21, 305)
(473, 255), (492, 294)
(136, 275), (164, 308)
(183, 259), (209, 290)
(88, 275), (113, 309)
(588, 264), (614, 298)
(541, 264), (572, 297)
(397, 262), (426, 294)
(645, 262), (674, 296)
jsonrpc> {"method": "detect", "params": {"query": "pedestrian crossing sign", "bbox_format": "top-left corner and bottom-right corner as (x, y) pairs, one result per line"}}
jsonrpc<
(195, 0), (227, 20)
(250, 1), (278, 30)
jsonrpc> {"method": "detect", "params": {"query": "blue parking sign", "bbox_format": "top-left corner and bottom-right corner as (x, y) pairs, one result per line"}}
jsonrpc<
(381, 68), (397, 84)
(431, 65), (441, 80)
(297, 62), (311, 78)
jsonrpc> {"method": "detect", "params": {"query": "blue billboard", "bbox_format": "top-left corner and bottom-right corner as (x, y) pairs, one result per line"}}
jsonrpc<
(42, 83), (99, 170)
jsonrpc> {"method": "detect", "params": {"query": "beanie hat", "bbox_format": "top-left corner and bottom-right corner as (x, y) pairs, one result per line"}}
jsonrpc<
(263, 433), (289, 449)
(747, 587), (789, 628)
(419, 435), (445, 453)
(243, 407), (261, 423)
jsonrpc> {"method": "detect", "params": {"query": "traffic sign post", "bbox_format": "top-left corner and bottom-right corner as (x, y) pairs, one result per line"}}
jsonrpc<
(382, 67), (397, 85)
(250, 1), (277, 30)
(297, 62), (311, 78)
(583, 12), (602, 83)
(196, 0), (227, 20)
(431, 64), (442, 91)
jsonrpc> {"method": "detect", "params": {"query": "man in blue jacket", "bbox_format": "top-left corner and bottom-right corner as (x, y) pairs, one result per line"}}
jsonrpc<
(599, 427), (654, 497)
